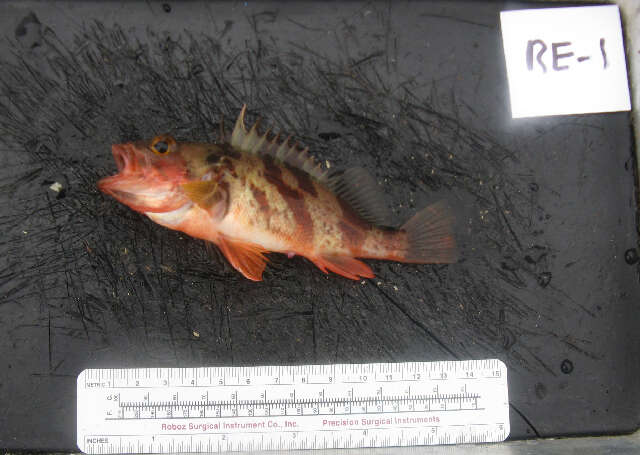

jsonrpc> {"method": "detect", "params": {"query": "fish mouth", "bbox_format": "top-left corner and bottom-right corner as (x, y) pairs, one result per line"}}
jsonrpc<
(98, 143), (185, 213)
(113, 145), (127, 172)
(97, 173), (146, 209)
(97, 144), (149, 208)
(98, 144), (137, 192)
(112, 143), (138, 173)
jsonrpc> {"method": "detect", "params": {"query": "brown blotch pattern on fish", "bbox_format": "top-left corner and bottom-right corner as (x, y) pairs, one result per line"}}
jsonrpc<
(206, 149), (223, 164)
(338, 220), (365, 251)
(250, 183), (270, 214)
(262, 154), (281, 180)
(336, 197), (368, 250)
(261, 154), (314, 244)
(379, 227), (407, 259)
(223, 157), (236, 172)
(262, 156), (301, 200)
(220, 142), (242, 159)
(284, 162), (318, 197)
(286, 195), (314, 244)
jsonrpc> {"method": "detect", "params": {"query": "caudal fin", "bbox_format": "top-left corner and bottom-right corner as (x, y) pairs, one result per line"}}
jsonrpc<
(401, 200), (457, 264)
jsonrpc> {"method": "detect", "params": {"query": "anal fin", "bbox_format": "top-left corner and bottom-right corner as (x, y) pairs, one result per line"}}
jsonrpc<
(311, 255), (374, 280)
(217, 236), (269, 281)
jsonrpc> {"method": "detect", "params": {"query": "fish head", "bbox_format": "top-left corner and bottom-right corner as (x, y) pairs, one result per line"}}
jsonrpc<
(98, 135), (192, 213)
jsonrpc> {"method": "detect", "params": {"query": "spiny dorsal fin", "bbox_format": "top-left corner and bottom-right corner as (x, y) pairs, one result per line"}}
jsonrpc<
(326, 167), (392, 226)
(230, 104), (328, 182)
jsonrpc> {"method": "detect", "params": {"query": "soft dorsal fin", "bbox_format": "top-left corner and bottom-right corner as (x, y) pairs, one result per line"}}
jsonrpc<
(181, 180), (228, 219)
(230, 104), (328, 182)
(326, 167), (392, 226)
(216, 236), (268, 281)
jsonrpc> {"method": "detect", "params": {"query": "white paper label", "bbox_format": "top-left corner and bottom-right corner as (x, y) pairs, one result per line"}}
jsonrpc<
(500, 5), (631, 118)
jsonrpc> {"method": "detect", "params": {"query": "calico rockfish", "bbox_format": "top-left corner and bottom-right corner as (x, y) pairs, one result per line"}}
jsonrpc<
(98, 105), (457, 281)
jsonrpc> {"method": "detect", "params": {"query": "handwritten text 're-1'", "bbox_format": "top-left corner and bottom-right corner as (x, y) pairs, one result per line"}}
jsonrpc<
(526, 38), (608, 73)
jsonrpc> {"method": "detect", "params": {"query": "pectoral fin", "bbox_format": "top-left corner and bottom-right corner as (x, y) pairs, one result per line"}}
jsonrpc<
(217, 236), (269, 281)
(181, 180), (228, 219)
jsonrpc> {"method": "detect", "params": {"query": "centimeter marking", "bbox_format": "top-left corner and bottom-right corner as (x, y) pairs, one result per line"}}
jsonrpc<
(78, 360), (509, 454)
(110, 393), (482, 420)
(82, 360), (500, 386)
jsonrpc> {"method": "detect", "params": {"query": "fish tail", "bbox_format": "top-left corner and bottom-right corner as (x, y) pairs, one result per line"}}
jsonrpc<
(398, 200), (457, 264)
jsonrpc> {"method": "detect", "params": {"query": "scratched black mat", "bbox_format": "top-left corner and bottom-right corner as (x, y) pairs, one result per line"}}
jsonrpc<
(0, 0), (638, 450)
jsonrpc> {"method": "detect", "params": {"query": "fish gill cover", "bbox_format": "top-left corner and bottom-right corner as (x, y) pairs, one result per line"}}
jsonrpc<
(0, 9), (596, 392)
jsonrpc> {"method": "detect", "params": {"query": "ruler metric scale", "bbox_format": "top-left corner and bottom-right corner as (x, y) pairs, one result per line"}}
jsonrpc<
(77, 360), (509, 453)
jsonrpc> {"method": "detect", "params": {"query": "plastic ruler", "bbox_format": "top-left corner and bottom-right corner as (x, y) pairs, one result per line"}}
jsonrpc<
(77, 360), (509, 453)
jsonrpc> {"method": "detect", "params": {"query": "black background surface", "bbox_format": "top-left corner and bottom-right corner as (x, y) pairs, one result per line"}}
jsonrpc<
(0, 1), (639, 450)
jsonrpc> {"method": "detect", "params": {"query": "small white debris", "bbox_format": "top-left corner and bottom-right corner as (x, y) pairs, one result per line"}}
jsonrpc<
(393, 285), (399, 291)
(49, 182), (63, 193)
(325, 160), (331, 169)
(193, 330), (200, 338)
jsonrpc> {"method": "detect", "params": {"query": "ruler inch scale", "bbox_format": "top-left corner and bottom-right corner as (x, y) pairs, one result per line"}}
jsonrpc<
(77, 360), (509, 454)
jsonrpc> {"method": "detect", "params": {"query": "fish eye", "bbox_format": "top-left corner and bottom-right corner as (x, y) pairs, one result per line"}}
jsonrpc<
(153, 140), (169, 154)
(151, 135), (176, 155)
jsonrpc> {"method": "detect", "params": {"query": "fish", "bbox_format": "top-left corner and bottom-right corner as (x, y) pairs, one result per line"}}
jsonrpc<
(98, 105), (457, 281)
